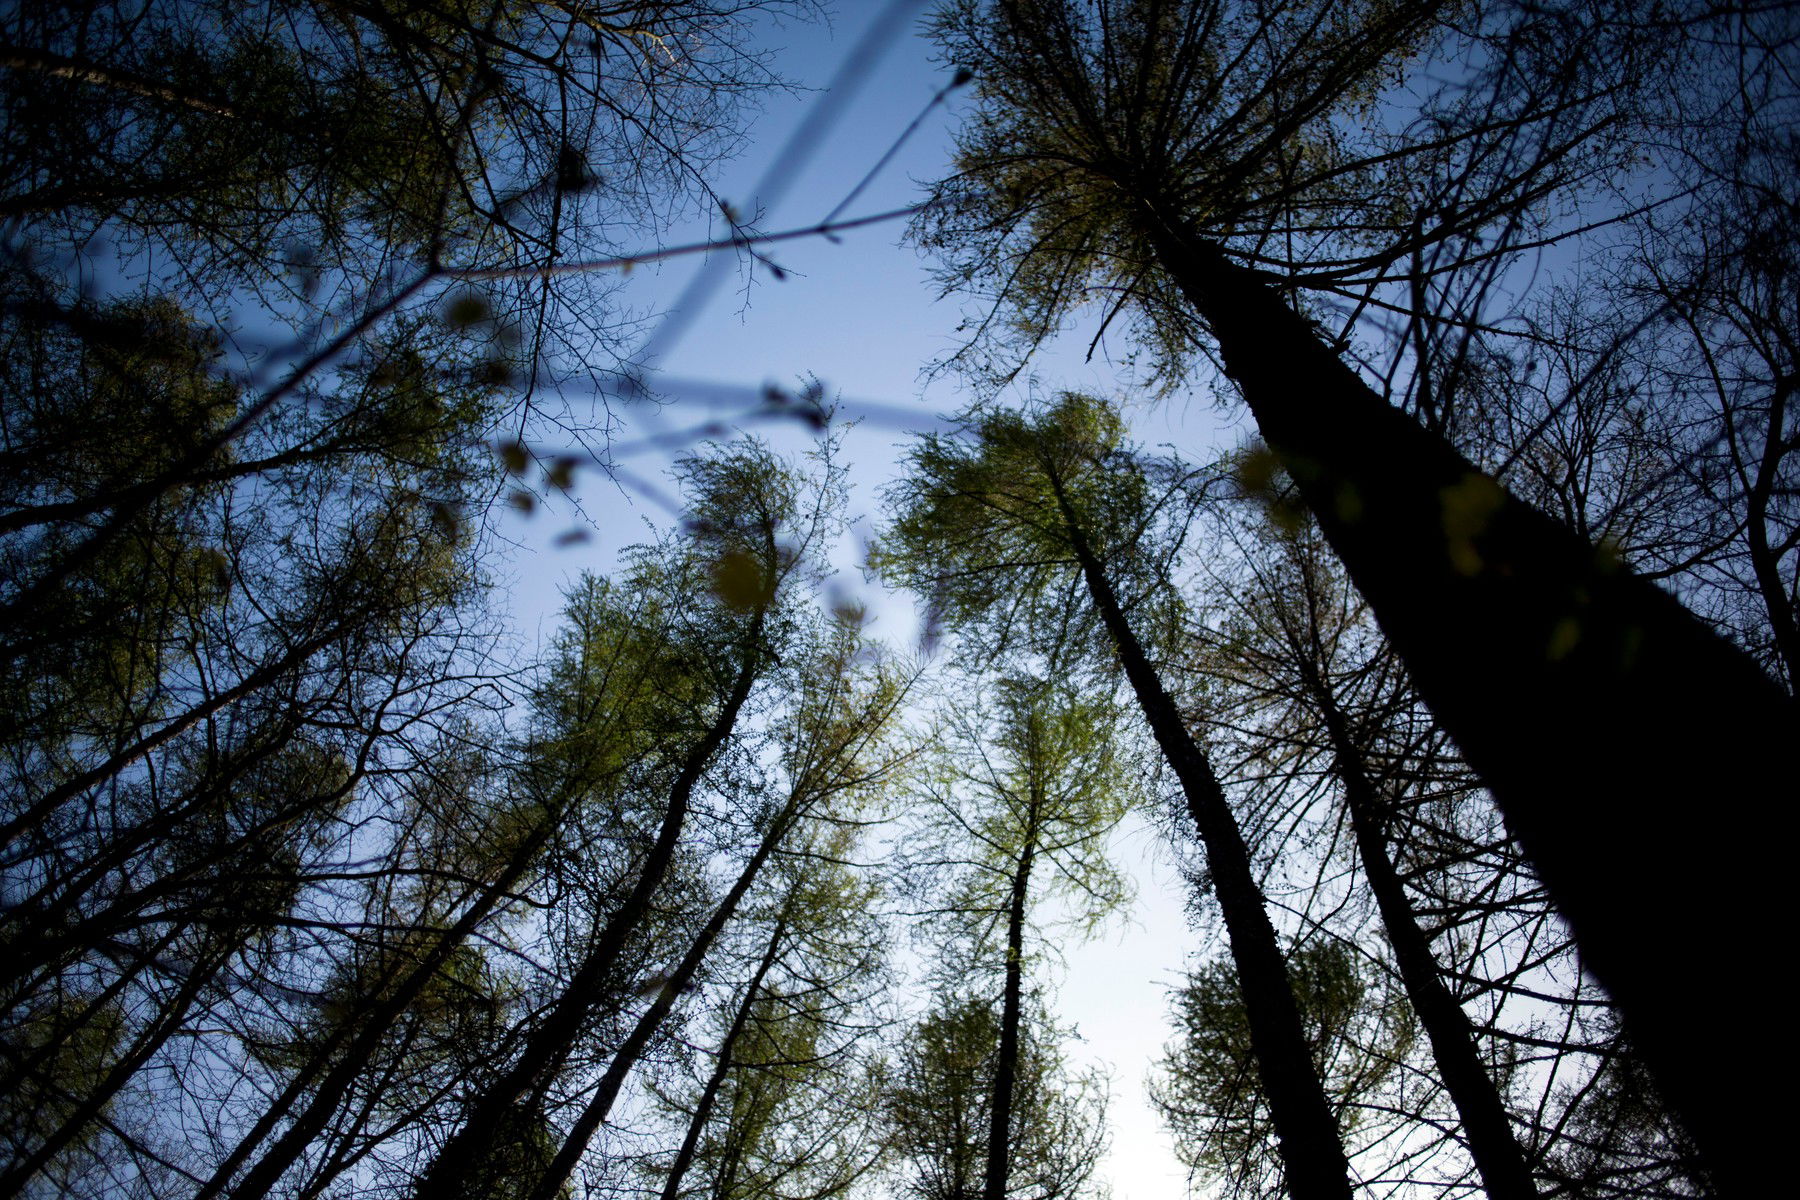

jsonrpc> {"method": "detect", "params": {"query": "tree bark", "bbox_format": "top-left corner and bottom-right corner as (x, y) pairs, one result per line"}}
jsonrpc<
(1046, 474), (1355, 1200)
(1143, 217), (1788, 1192)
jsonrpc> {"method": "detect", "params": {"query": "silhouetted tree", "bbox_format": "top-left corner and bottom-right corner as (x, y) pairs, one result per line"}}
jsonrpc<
(882, 392), (1356, 1200)
(918, 6), (1791, 1181)
(900, 675), (1134, 1200)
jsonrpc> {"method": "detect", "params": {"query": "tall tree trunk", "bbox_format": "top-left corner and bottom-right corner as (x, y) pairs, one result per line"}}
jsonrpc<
(1046, 474), (1355, 1200)
(524, 769), (805, 1200)
(982, 819), (1037, 1200)
(1143, 218), (1786, 1191)
(415, 617), (766, 1200)
(657, 914), (789, 1200)
(1303, 668), (1540, 1200)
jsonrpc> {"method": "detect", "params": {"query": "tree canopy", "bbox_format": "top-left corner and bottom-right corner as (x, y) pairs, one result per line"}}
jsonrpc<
(2, 0), (1789, 1197)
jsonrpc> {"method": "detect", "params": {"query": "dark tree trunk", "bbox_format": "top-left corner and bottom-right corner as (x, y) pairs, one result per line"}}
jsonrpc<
(415, 617), (766, 1200)
(981, 821), (1037, 1200)
(526, 772), (801, 1200)
(658, 914), (789, 1200)
(1304, 671), (1540, 1200)
(1144, 218), (1787, 1192)
(1046, 475), (1355, 1200)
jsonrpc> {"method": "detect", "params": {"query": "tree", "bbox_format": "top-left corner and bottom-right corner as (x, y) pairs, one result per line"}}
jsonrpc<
(900, 676), (1134, 1200)
(1154, 941), (1414, 1200)
(1194, 492), (1551, 1197)
(525, 613), (910, 1200)
(411, 439), (826, 1200)
(0, 282), (504, 1197)
(1187, 467), (1718, 1195)
(0, 0), (820, 653)
(651, 831), (893, 1200)
(8, 0), (1791, 1195)
(1538, 1027), (1709, 1200)
(881, 392), (1356, 1200)
(917, 4), (1791, 1180)
(886, 995), (1107, 1200)
(0, 0), (816, 365)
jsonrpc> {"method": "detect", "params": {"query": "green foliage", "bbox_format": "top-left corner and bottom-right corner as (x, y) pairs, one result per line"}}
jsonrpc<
(695, 982), (887, 1200)
(0, 291), (239, 744)
(917, 0), (1437, 386)
(886, 995), (1107, 1200)
(906, 676), (1137, 972)
(529, 438), (833, 845)
(1, 0), (813, 290)
(878, 391), (1186, 663)
(0, 196), (503, 1200)
(1152, 941), (1415, 1200)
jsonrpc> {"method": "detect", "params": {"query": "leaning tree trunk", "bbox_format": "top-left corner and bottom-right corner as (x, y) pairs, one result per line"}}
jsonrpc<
(414, 616), (766, 1200)
(1303, 668), (1540, 1200)
(657, 913), (789, 1200)
(1144, 216), (1786, 1193)
(1047, 475), (1355, 1200)
(524, 765), (807, 1200)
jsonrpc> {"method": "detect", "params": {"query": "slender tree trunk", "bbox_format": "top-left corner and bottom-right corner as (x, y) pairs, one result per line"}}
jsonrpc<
(1302, 668), (1540, 1200)
(292, 1020), (426, 1200)
(1142, 218), (1787, 1191)
(658, 914), (789, 1200)
(194, 806), (565, 1200)
(198, 625), (683, 1200)
(524, 769), (804, 1200)
(414, 617), (766, 1200)
(1046, 475), (1355, 1200)
(982, 822), (1037, 1200)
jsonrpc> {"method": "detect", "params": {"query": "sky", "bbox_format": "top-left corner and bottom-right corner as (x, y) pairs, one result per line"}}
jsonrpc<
(489, 3), (1243, 1197)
